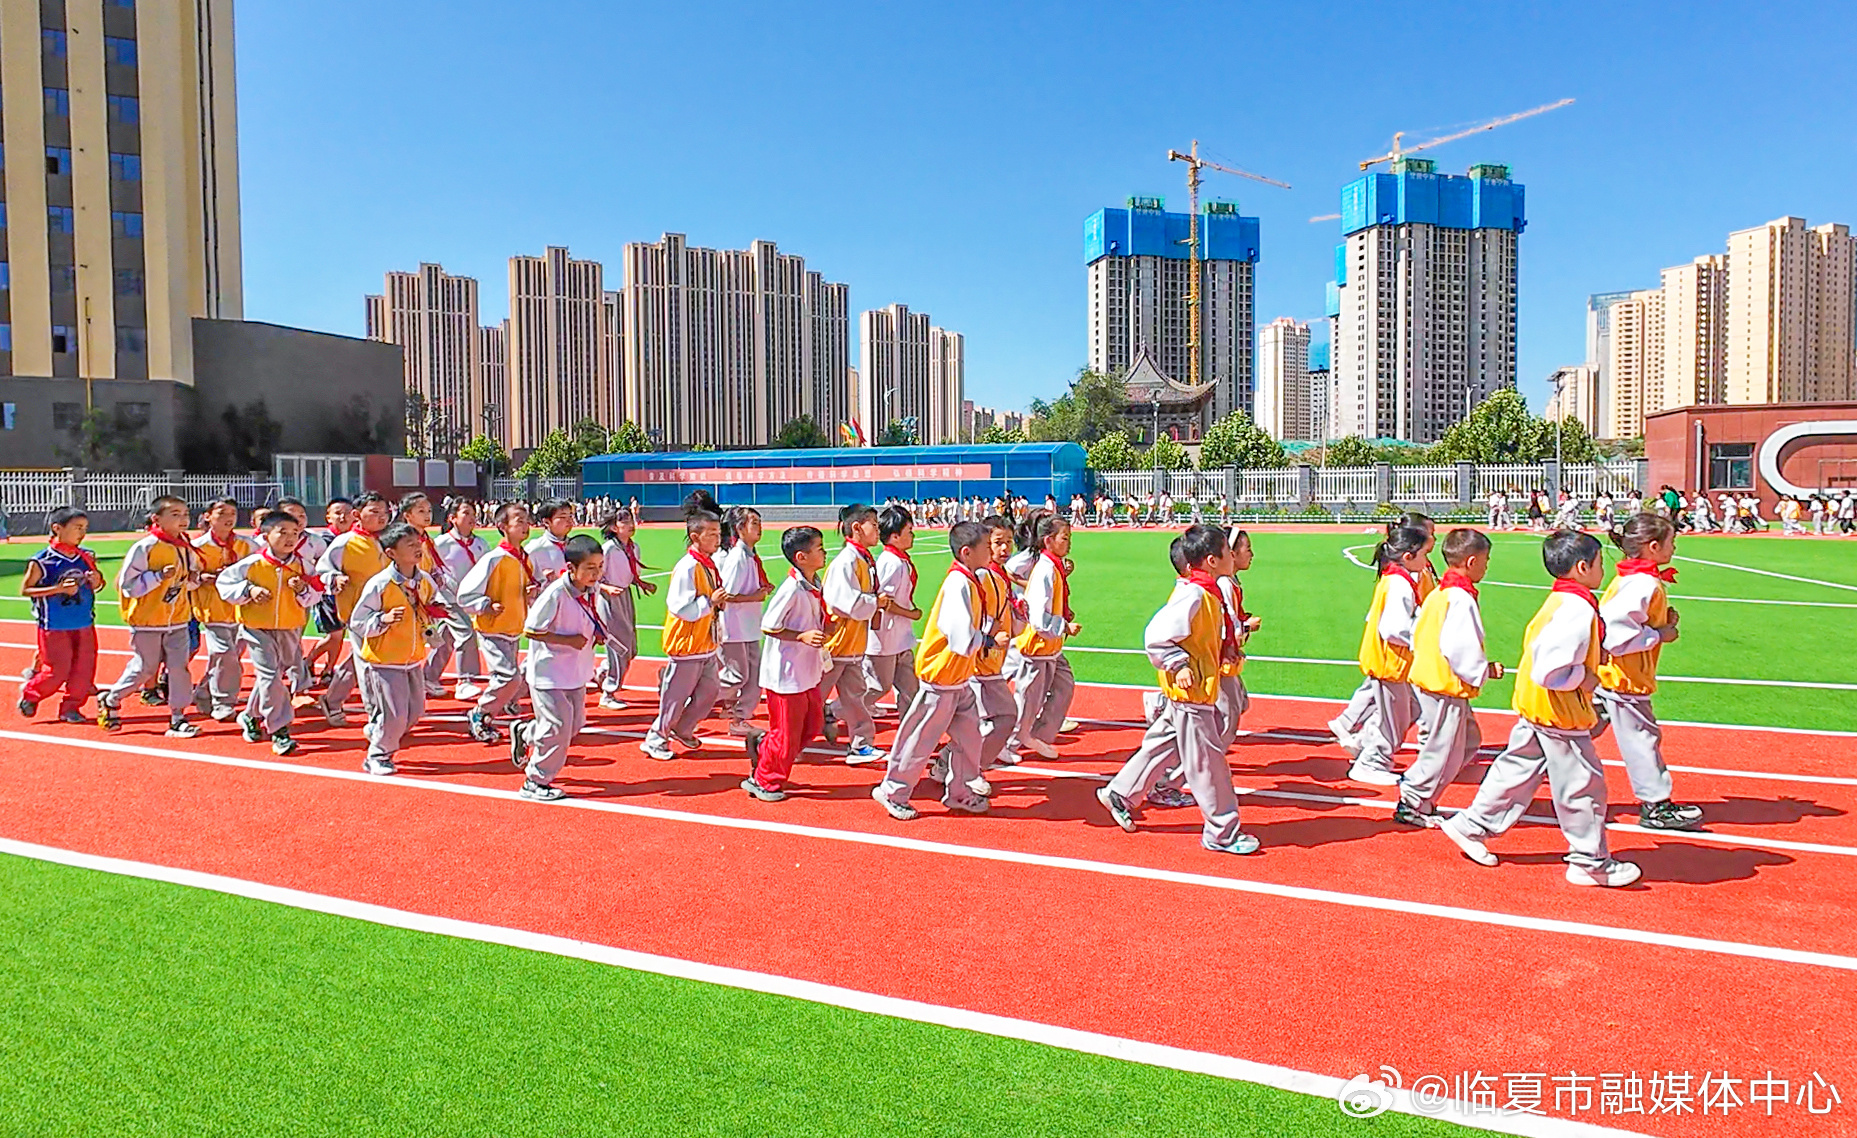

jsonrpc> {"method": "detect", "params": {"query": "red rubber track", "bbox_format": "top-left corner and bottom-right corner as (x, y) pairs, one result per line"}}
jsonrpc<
(2, 625), (1853, 1137)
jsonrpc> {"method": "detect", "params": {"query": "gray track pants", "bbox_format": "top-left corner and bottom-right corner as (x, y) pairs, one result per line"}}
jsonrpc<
(597, 589), (638, 694)
(360, 662), (427, 761)
(106, 626), (192, 717)
(645, 654), (721, 749)
(240, 627), (302, 734)
(424, 609), (482, 691)
(1108, 699), (1243, 849)
(863, 651), (920, 718)
(1400, 692), (1482, 814)
(191, 623), (244, 716)
(1592, 689), (1673, 804)
(324, 637), (359, 707)
(718, 640), (762, 724)
(971, 674), (1017, 768)
(876, 684), (984, 810)
(1448, 720), (1610, 870)
(1353, 678), (1415, 772)
(527, 686), (586, 785)
(1006, 653), (1074, 752)
(820, 655), (876, 750)
(475, 634), (527, 717)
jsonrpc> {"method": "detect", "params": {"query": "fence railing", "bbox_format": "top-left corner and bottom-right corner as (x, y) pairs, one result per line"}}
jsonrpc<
(0, 470), (283, 524)
(1314, 468), (1378, 503)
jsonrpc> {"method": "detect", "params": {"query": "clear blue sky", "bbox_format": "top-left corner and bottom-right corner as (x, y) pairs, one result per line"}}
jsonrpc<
(237, 0), (1857, 419)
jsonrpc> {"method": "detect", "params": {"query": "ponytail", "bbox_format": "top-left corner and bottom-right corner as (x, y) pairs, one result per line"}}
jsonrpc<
(1015, 507), (1052, 553)
(1372, 524), (1430, 570)
(1610, 511), (1674, 557)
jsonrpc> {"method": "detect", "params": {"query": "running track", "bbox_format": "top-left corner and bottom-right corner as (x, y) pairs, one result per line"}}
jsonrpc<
(1, 622), (1852, 1137)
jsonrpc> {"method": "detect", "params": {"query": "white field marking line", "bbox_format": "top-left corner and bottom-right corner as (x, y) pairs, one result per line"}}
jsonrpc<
(1673, 554), (1857, 593)
(4, 729), (1855, 976)
(634, 542), (956, 580)
(0, 840), (1642, 1138)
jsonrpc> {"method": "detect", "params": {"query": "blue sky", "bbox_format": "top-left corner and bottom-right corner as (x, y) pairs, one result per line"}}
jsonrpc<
(237, 0), (1857, 419)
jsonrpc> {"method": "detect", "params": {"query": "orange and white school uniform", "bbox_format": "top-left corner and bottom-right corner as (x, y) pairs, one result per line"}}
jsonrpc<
(102, 527), (202, 725)
(1002, 551), (1076, 759)
(1102, 570), (1251, 853)
(1399, 568), (1491, 818)
(425, 528), (487, 696)
(1441, 582), (1632, 885)
(456, 540), (538, 730)
(1347, 564), (1421, 784)
(1594, 559), (1700, 828)
(873, 563), (989, 818)
(818, 541), (882, 759)
(1330, 560), (1435, 745)
(191, 528), (254, 720)
(642, 546), (724, 757)
(315, 526), (391, 715)
(524, 532), (571, 583)
(967, 561), (1020, 773)
(217, 548), (323, 745)
(863, 543), (922, 720)
(348, 564), (441, 774)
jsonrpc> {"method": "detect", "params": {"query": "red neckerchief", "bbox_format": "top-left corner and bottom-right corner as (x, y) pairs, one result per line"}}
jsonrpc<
(499, 540), (539, 588)
(49, 540), (99, 575)
(846, 540), (879, 628)
(148, 524), (196, 570)
(1042, 549), (1074, 621)
(570, 584), (606, 639)
(261, 546), (323, 592)
(204, 527), (242, 564)
(1440, 567), (1479, 599)
(418, 531), (448, 581)
(985, 562), (1025, 621)
(1185, 569), (1238, 651)
(1615, 558), (1677, 583)
(885, 543), (917, 590)
(618, 537), (643, 585)
(1381, 562), (1418, 590)
(349, 520), (373, 535)
(448, 529), (481, 565)
(391, 566), (447, 622)
(950, 561), (982, 591)
(1550, 578), (1601, 614)
(747, 546), (771, 591)
(794, 569), (828, 626)
(688, 545), (721, 591)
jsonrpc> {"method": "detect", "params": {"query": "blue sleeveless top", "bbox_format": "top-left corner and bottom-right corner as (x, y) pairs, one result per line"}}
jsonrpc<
(31, 547), (97, 631)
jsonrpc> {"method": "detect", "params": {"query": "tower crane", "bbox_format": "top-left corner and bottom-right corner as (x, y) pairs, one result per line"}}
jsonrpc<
(1166, 141), (1289, 390)
(1357, 98), (1574, 171)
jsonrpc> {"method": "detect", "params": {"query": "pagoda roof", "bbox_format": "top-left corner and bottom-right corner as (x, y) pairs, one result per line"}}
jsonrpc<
(1122, 348), (1216, 406)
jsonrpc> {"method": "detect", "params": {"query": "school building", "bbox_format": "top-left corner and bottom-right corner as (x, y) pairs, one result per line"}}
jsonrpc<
(1645, 401), (1857, 513)
(581, 443), (1089, 520)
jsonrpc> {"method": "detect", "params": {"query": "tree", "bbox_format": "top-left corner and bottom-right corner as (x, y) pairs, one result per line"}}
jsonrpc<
(458, 434), (509, 478)
(1323, 435), (1377, 466)
(404, 390), (430, 458)
(1026, 368), (1126, 444)
(1432, 389), (1535, 463)
(609, 419), (653, 454)
(1526, 415), (1601, 463)
(519, 429), (583, 476)
(1198, 410), (1287, 469)
(1086, 429), (1139, 471)
(570, 417), (613, 458)
(219, 400), (283, 472)
(60, 406), (157, 471)
(875, 420), (913, 447)
(775, 414), (831, 449)
(978, 423), (1026, 445)
(1145, 435), (1193, 470)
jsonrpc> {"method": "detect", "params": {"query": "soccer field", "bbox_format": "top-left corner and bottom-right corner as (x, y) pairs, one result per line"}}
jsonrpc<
(2, 523), (1854, 1137)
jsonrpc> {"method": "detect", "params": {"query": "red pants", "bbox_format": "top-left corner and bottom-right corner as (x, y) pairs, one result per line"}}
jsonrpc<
(23, 626), (98, 714)
(755, 687), (823, 792)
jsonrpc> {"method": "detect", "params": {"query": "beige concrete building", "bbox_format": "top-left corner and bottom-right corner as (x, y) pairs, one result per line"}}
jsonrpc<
(478, 320), (507, 445)
(2, 0), (239, 386)
(1255, 316), (1313, 441)
(927, 327), (964, 444)
(1544, 364), (1600, 435)
(365, 264), (480, 449)
(506, 246), (613, 450)
(1604, 288), (1664, 439)
(1658, 254), (1727, 411)
(622, 234), (849, 449)
(1726, 217), (1856, 404)
(857, 303), (963, 445)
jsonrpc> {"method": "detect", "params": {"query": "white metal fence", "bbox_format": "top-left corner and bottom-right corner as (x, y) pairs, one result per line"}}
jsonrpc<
(1314, 468), (1378, 503)
(1236, 469), (1300, 504)
(1091, 471), (1153, 501)
(0, 471), (71, 515)
(486, 477), (580, 501)
(1388, 466), (1458, 503)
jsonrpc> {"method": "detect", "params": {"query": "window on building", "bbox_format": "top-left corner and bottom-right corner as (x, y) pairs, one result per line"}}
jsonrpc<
(45, 146), (72, 176)
(45, 87), (70, 117)
(114, 267), (143, 295)
(2, 403), (14, 429)
(1708, 443), (1754, 490)
(115, 326), (146, 353)
(111, 211), (143, 238)
(107, 94), (138, 124)
(0, 325), (10, 352)
(104, 36), (137, 65)
(108, 0), (134, 7)
(114, 400), (151, 428)
(51, 326), (82, 353)
(48, 206), (75, 234)
(51, 264), (76, 292)
(109, 152), (141, 181)
(52, 402), (84, 430)
(42, 28), (66, 56)
(0, 263), (8, 290)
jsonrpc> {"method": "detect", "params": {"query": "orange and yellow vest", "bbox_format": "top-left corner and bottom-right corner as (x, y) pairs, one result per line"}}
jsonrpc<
(120, 533), (198, 629)
(234, 554), (316, 631)
(193, 531), (253, 625)
(358, 573), (438, 667)
(1155, 581), (1224, 707)
(332, 531), (389, 623)
(1357, 569), (1415, 682)
(1409, 586), (1481, 699)
(1013, 554), (1070, 658)
(914, 570), (985, 687)
(471, 549), (532, 639)
(821, 549), (876, 659)
(661, 555), (720, 658)
(1595, 575), (1667, 696)
(1511, 591), (1603, 731)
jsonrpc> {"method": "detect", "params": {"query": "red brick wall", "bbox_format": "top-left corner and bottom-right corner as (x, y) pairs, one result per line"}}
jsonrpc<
(1645, 403), (1857, 514)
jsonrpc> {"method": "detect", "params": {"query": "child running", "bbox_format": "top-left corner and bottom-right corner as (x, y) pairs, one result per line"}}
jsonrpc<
(315, 491), (393, 727)
(430, 498), (490, 702)
(931, 514), (1019, 797)
(189, 497), (253, 722)
(302, 497), (353, 687)
(1097, 524), (1257, 854)
(1394, 528), (1502, 827)
(17, 506), (104, 723)
(99, 496), (201, 736)
(1003, 512), (1079, 761)
(872, 521), (993, 821)
(456, 502), (540, 744)
(863, 505), (923, 723)
(642, 511), (728, 760)
(1329, 513), (1435, 757)
(524, 500), (575, 582)
(595, 507), (654, 711)
(1437, 531), (1641, 887)
(1342, 524), (1431, 786)
(348, 522), (443, 776)
(717, 506), (773, 737)
(819, 504), (885, 763)
(741, 526), (832, 802)
(509, 535), (606, 801)
(218, 509), (323, 755)
(1593, 512), (1704, 831)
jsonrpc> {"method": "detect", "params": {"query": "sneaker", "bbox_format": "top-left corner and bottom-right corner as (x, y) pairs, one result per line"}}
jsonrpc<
(508, 720), (529, 770)
(1439, 818), (1498, 867)
(1566, 859), (1642, 888)
(597, 692), (627, 711)
(844, 744), (881, 766)
(270, 731), (298, 756)
(993, 750), (1022, 768)
(97, 697), (121, 732)
(210, 706), (238, 723)
(520, 778), (566, 802)
(641, 739), (675, 761)
(1391, 801), (1436, 828)
(966, 775), (993, 798)
(944, 796), (989, 815)
(741, 777), (786, 803)
(1059, 718), (1081, 733)
(872, 785), (918, 821)
(363, 756), (397, 776)
(58, 710), (87, 724)
(1024, 738), (1060, 760)
(1638, 800), (1704, 831)
(455, 682), (484, 702)
(1347, 761), (1401, 787)
(1097, 786), (1136, 833)
(238, 712), (264, 744)
(1203, 832), (1262, 855)
(424, 682), (448, 699)
(672, 731), (704, 751)
(164, 719), (200, 739)
(141, 681), (165, 706)
(320, 697), (349, 728)
(16, 699), (38, 717)
(467, 709), (501, 744)
(726, 720), (758, 738)
(1146, 786), (1195, 809)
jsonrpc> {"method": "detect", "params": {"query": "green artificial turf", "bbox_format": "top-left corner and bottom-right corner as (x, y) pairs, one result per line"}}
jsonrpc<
(4, 524), (1854, 730)
(0, 853), (1465, 1138)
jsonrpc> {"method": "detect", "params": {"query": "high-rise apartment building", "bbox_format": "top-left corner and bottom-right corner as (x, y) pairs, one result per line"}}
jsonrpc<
(478, 321), (507, 445)
(1726, 217), (1856, 404)
(1545, 364), (1600, 435)
(960, 400), (1025, 440)
(1604, 288), (1664, 439)
(1255, 317), (1312, 441)
(1330, 161), (1525, 443)
(1659, 254), (1727, 411)
(1084, 197), (1259, 423)
(506, 247), (613, 450)
(856, 304), (963, 444)
(1307, 340), (1332, 443)
(2, 0), (239, 387)
(365, 264), (480, 447)
(622, 234), (849, 450)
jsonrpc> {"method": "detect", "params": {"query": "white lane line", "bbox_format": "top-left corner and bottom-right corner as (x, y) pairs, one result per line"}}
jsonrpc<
(0, 838), (1641, 1138)
(2, 729), (1853, 974)
(1673, 554), (1857, 593)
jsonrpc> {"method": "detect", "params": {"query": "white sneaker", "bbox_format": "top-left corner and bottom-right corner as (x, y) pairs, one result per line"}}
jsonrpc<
(424, 683), (447, 699)
(944, 796), (989, 815)
(363, 756), (397, 776)
(1025, 738), (1059, 760)
(1439, 818), (1498, 867)
(1059, 718), (1081, 733)
(209, 707), (238, 723)
(454, 682), (484, 702)
(640, 740), (675, 761)
(321, 698), (349, 728)
(872, 785), (918, 821)
(598, 693), (627, 711)
(965, 775), (993, 798)
(1347, 761), (1400, 787)
(1566, 859), (1642, 888)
